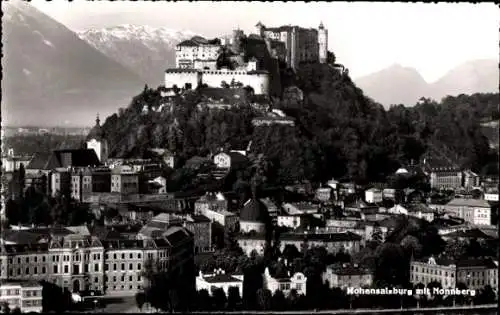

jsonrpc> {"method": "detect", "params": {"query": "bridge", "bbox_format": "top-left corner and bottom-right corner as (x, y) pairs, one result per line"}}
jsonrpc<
(184, 304), (498, 315)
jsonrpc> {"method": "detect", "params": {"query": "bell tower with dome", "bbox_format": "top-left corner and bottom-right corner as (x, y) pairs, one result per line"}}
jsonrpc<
(86, 114), (108, 163)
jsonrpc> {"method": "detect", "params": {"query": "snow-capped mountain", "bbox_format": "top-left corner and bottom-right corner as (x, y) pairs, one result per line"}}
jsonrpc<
(78, 25), (200, 86)
(2, 1), (145, 127)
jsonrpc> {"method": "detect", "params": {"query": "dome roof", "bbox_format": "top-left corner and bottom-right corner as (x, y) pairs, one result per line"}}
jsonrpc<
(240, 198), (269, 223)
(395, 168), (409, 174)
(86, 114), (105, 141)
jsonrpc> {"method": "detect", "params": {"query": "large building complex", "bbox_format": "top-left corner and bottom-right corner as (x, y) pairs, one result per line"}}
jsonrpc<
(0, 226), (194, 297)
(166, 21), (328, 96)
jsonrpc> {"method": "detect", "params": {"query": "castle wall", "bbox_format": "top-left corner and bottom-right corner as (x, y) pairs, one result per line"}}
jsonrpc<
(164, 71), (201, 89)
(164, 70), (270, 95)
(201, 70), (270, 95)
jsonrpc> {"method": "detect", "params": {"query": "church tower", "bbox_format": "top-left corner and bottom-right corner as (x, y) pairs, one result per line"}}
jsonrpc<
(318, 22), (328, 64)
(86, 114), (109, 163)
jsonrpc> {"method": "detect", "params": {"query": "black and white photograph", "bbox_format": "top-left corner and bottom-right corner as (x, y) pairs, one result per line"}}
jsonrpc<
(0, 1), (499, 314)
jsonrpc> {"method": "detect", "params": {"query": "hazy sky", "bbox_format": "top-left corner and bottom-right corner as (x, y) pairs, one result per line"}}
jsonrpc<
(32, 1), (499, 82)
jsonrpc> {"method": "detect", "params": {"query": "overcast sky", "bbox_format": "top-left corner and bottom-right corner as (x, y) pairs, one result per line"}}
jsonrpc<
(31, 1), (499, 82)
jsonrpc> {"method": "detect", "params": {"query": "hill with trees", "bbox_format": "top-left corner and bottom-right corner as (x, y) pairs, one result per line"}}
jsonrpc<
(100, 62), (498, 187)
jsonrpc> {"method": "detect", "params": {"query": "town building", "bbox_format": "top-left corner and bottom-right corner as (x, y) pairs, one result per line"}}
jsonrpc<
(239, 198), (269, 234)
(278, 231), (362, 255)
(138, 213), (212, 254)
(282, 202), (318, 215)
(213, 151), (249, 171)
(315, 187), (332, 202)
(86, 114), (109, 163)
(365, 188), (383, 204)
(323, 263), (373, 290)
(0, 280), (43, 313)
(410, 257), (498, 291)
(148, 148), (176, 169)
(70, 166), (111, 201)
(405, 203), (436, 222)
(111, 165), (140, 195)
(443, 198), (491, 225)
(263, 267), (307, 296)
(1, 149), (32, 173)
(196, 269), (244, 297)
(427, 167), (463, 190)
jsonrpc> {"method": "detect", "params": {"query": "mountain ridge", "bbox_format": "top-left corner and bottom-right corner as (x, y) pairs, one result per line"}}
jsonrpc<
(354, 59), (499, 107)
(77, 25), (199, 86)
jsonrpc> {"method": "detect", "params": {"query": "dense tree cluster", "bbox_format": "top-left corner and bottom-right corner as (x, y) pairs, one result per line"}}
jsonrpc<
(100, 65), (498, 187)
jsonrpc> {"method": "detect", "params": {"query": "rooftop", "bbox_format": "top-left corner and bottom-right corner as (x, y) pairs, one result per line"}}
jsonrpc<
(446, 198), (491, 208)
(202, 274), (242, 283)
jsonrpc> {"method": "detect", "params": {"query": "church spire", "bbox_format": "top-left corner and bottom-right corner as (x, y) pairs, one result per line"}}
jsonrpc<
(96, 113), (100, 126)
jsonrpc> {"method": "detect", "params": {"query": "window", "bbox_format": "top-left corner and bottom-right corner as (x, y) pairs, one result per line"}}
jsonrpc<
(42, 267), (46, 274)
(64, 265), (69, 273)
(25, 267), (30, 274)
(34, 256), (38, 263)
(121, 263), (125, 271)
(137, 264), (142, 271)
(42, 256), (46, 262)
(105, 264), (109, 271)
(113, 264), (117, 271)
(53, 266), (58, 274)
(95, 277), (99, 283)
(34, 267), (38, 274)
(296, 283), (302, 291)
(129, 275), (133, 282)
(94, 264), (99, 272)
(129, 253), (133, 259)
(113, 276), (117, 282)
(121, 254), (125, 260)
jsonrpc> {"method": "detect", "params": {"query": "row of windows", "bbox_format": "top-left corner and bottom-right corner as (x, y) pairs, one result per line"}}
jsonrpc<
(105, 252), (142, 260)
(104, 274), (142, 283)
(23, 299), (42, 307)
(104, 263), (142, 272)
(412, 266), (455, 277)
(105, 284), (142, 291)
(0, 289), (20, 296)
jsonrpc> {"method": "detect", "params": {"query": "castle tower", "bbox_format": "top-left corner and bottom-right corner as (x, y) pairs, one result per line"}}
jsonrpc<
(232, 29), (245, 54)
(86, 114), (109, 163)
(255, 21), (266, 38)
(318, 22), (328, 64)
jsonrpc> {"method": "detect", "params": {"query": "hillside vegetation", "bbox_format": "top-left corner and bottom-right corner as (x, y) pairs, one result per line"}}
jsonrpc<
(101, 64), (498, 186)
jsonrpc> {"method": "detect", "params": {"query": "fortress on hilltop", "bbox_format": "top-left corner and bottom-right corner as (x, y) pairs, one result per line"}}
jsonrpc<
(165, 22), (329, 96)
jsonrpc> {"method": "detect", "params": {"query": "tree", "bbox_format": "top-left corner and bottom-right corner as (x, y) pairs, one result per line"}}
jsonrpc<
(135, 291), (146, 311)
(475, 285), (496, 304)
(196, 289), (212, 311)
(256, 288), (272, 310)
(282, 244), (300, 265)
(211, 287), (227, 310)
(271, 290), (287, 311)
(370, 224), (384, 248)
(227, 286), (242, 310)
(1, 302), (10, 314)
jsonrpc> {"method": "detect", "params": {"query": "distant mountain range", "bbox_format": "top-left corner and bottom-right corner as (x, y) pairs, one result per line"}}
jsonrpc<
(77, 25), (197, 87)
(354, 59), (499, 107)
(1, 1), (145, 127)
